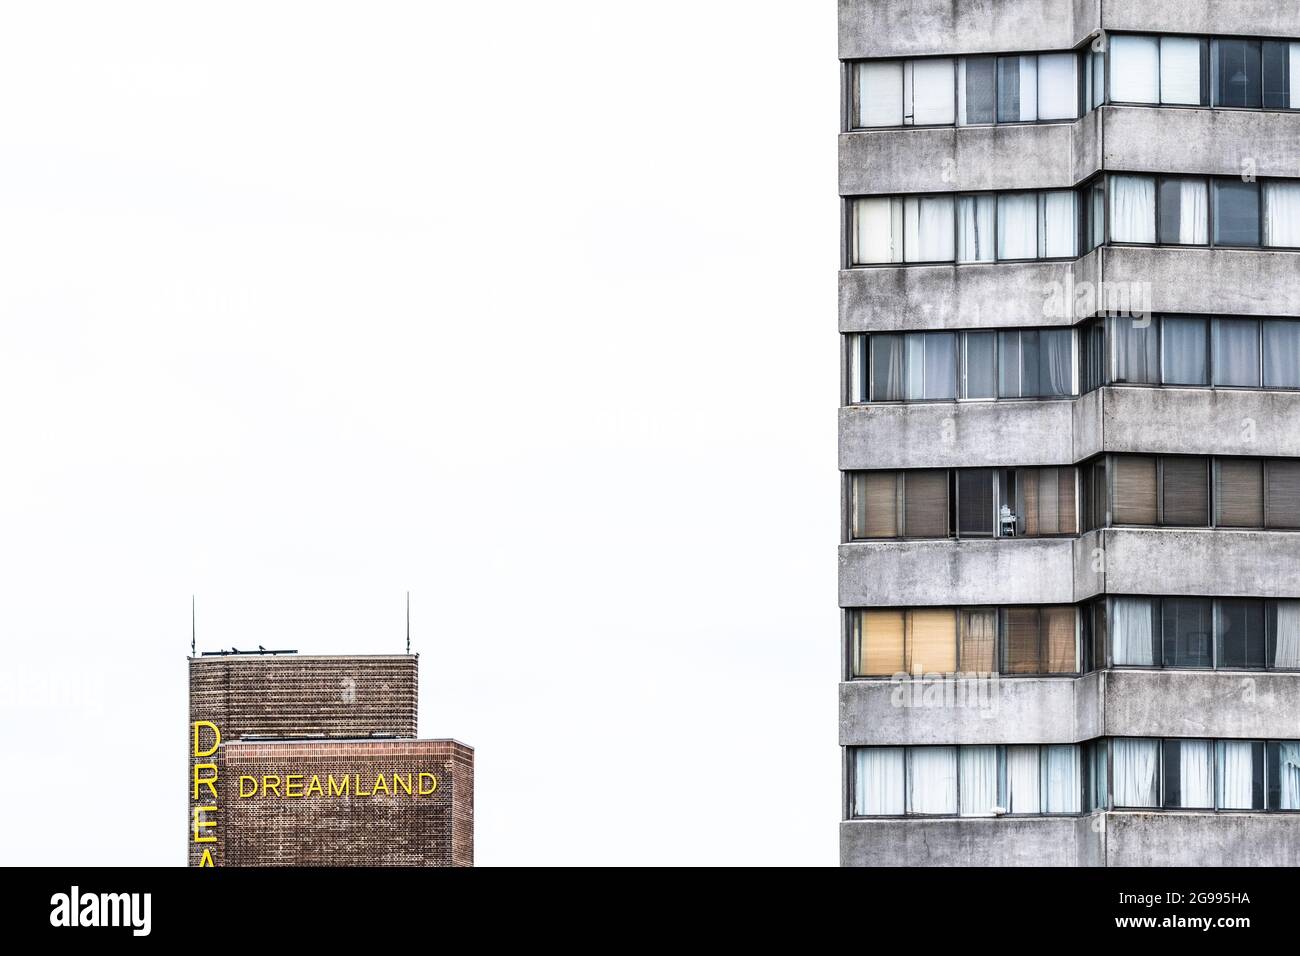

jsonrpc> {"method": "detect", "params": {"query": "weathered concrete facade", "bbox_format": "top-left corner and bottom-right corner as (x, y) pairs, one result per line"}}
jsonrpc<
(839, 0), (1300, 866)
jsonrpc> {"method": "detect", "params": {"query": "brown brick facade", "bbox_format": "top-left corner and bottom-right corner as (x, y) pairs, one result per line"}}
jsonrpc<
(188, 654), (471, 867)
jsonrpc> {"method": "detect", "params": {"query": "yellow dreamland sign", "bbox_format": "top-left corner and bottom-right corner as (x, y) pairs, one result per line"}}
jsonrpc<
(237, 771), (438, 798)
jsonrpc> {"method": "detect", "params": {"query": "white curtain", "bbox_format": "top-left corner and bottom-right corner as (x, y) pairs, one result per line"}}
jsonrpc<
(997, 193), (1038, 259)
(853, 197), (902, 264)
(1042, 745), (1081, 812)
(1111, 35), (1160, 103)
(907, 747), (958, 814)
(1113, 738), (1159, 807)
(957, 195), (995, 262)
(1110, 175), (1156, 243)
(1112, 597), (1155, 665)
(1037, 52), (1077, 120)
(1005, 745), (1040, 813)
(857, 60), (903, 127)
(1217, 741), (1255, 809)
(1160, 37), (1203, 105)
(1264, 182), (1300, 247)
(1277, 743), (1300, 810)
(1039, 190), (1077, 258)
(909, 58), (954, 125)
(854, 747), (905, 815)
(959, 746), (998, 816)
(1174, 179), (1208, 244)
(1273, 600), (1300, 668)
(904, 196), (954, 262)
(1178, 740), (1214, 808)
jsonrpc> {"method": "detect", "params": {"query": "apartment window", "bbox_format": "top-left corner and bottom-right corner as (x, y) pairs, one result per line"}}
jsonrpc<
(850, 470), (949, 539)
(1080, 178), (1105, 252)
(1112, 738), (1160, 807)
(1163, 739), (1215, 808)
(961, 330), (997, 398)
(1113, 737), (1294, 811)
(1264, 319), (1300, 387)
(1267, 742), (1300, 809)
(1084, 739), (1109, 811)
(997, 329), (1073, 397)
(852, 744), (1081, 818)
(1109, 35), (1160, 103)
(1217, 741), (1266, 810)
(851, 608), (957, 676)
(1109, 174), (1156, 243)
(865, 332), (957, 401)
(1105, 174), (1299, 249)
(854, 58), (957, 128)
(1213, 179), (1261, 246)
(1212, 318), (1262, 386)
(1216, 458), (1264, 527)
(1108, 596), (1300, 670)
(1000, 605), (1077, 674)
(1267, 460), (1300, 528)
(1161, 316), (1209, 385)
(1156, 177), (1209, 244)
(1213, 39), (1263, 108)
(1100, 454), (1300, 529)
(1111, 455), (1157, 524)
(1265, 181), (1300, 246)
(1110, 316), (1160, 384)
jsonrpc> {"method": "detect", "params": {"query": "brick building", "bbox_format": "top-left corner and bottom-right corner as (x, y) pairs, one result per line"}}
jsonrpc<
(188, 653), (472, 867)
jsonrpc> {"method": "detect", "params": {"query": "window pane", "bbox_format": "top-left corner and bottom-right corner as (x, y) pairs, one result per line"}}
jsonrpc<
(1039, 190), (1077, 258)
(1111, 35), (1159, 102)
(1081, 321), (1105, 392)
(1267, 741), (1300, 810)
(1035, 328), (1073, 396)
(1112, 456), (1158, 525)
(857, 60), (904, 127)
(903, 195), (954, 262)
(958, 56), (996, 125)
(1161, 316), (1209, 385)
(1042, 606), (1077, 673)
(997, 330), (1021, 396)
(1213, 179), (1261, 247)
(854, 609), (905, 676)
(908, 608), (957, 675)
(957, 469), (994, 536)
(959, 746), (999, 816)
(1042, 745), (1080, 812)
(997, 55), (1037, 122)
(853, 471), (899, 538)
(997, 193), (1038, 259)
(959, 609), (996, 672)
(854, 747), (905, 815)
(1217, 740), (1264, 810)
(956, 194), (995, 262)
(1263, 320), (1300, 387)
(1269, 600), (1300, 668)
(1089, 180), (1105, 248)
(1087, 740), (1109, 810)
(1157, 177), (1208, 245)
(1164, 739), (1214, 808)
(1091, 47), (1105, 108)
(1113, 596), (1158, 666)
(1005, 745), (1041, 813)
(1160, 37), (1204, 105)
(1161, 597), (1212, 668)
(1264, 181), (1300, 247)
(903, 470), (949, 537)
(908, 58), (955, 125)
(853, 196), (902, 264)
(961, 330), (996, 398)
(1162, 456), (1209, 526)
(1113, 738), (1159, 807)
(1267, 459), (1300, 528)
(907, 747), (957, 814)
(1109, 175), (1156, 243)
(1217, 599), (1266, 668)
(1213, 38), (1263, 108)
(1262, 41), (1291, 109)
(1216, 458), (1264, 528)
(1109, 316), (1159, 384)
(1001, 607), (1041, 674)
(870, 333), (905, 401)
(1037, 52), (1077, 120)
(1212, 318), (1261, 386)
(921, 332), (957, 400)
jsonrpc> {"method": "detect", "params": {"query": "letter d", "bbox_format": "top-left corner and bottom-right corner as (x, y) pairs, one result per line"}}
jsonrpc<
(193, 721), (221, 758)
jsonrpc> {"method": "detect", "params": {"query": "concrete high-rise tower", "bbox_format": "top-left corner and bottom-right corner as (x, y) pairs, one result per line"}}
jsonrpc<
(839, 0), (1300, 866)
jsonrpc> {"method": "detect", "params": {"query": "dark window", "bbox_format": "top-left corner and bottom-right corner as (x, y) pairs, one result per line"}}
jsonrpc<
(1213, 39), (1263, 108)
(964, 56), (997, 124)
(870, 334), (905, 401)
(996, 56), (1024, 122)
(1161, 457), (1210, 526)
(1266, 741), (1300, 810)
(1217, 599), (1266, 669)
(1262, 41), (1291, 109)
(958, 469), (995, 536)
(962, 331), (997, 399)
(1162, 598), (1213, 668)
(1157, 177), (1208, 245)
(1212, 179), (1261, 247)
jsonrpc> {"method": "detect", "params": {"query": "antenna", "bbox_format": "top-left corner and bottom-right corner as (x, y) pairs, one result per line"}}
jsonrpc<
(406, 591), (411, 655)
(191, 595), (196, 657)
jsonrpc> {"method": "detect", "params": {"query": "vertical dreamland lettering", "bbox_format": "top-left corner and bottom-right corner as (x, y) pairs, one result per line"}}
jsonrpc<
(192, 721), (220, 866)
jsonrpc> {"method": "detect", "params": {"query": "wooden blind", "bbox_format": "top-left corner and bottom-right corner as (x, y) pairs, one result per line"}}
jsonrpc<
(904, 471), (949, 537)
(1216, 459), (1264, 528)
(959, 609), (997, 672)
(1267, 459), (1300, 528)
(857, 610), (905, 676)
(856, 471), (900, 538)
(1112, 456), (1157, 525)
(958, 470), (994, 536)
(1002, 607), (1041, 674)
(1162, 456), (1209, 526)
(1057, 467), (1078, 533)
(1042, 606), (1077, 673)
(907, 609), (957, 675)
(1020, 469), (1040, 536)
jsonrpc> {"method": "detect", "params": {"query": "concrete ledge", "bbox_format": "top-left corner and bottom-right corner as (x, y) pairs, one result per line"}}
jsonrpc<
(1096, 528), (1300, 599)
(1101, 670), (1300, 739)
(839, 538), (1076, 606)
(1100, 246), (1300, 318)
(840, 815), (1098, 866)
(838, 0), (1096, 60)
(1102, 106), (1300, 178)
(1103, 812), (1300, 867)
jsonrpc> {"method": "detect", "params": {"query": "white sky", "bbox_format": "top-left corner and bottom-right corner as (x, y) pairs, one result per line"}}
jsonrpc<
(0, 2), (837, 866)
